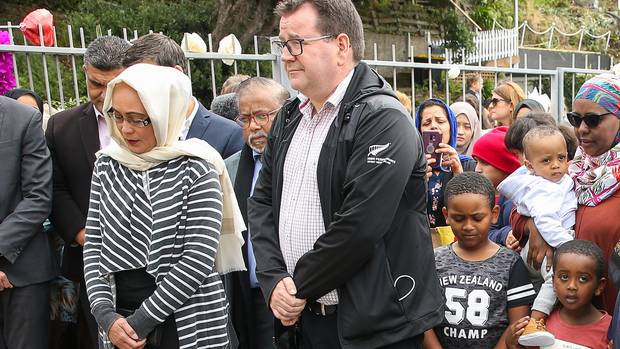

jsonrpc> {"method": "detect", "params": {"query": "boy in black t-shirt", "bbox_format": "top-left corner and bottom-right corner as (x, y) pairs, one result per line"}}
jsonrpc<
(424, 172), (536, 349)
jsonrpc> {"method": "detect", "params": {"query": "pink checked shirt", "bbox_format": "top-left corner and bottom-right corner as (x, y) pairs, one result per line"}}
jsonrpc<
(94, 105), (110, 149)
(279, 69), (354, 305)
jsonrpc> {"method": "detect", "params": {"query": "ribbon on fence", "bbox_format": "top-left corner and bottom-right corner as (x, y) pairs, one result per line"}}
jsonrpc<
(0, 31), (17, 95)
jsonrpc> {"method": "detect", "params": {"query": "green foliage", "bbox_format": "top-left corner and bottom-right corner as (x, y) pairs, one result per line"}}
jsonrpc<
(469, 0), (514, 30)
(61, 0), (227, 102)
(433, 9), (475, 62)
(482, 78), (494, 101)
(63, 0), (217, 43)
(535, 0), (569, 7)
(5, 0), (276, 109)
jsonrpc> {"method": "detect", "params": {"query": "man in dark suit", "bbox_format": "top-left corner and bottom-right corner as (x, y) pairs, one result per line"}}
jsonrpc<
(46, 35), (130, 349)
(0, 95), (55, 347)
(123, 33), (244, 158)
(224, 77), (289, 349)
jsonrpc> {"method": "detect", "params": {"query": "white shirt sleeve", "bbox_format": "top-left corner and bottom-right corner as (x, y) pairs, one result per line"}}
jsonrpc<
(521, 177), (575, 248)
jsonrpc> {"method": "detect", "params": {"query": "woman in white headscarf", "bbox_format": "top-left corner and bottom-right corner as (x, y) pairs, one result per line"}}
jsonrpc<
(450, 101), (482, 156)
(83, 63), (245, 349)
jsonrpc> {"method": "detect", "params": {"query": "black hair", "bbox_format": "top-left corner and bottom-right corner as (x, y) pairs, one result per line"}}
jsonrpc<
(523, 125), (566, 159)
(558, 122), (579, 160)
(417, 98), (447, 115)
(504, 112), (556, 152)
(123, 33), (187, 73)
(553, 240), (605, 279)
(4, 88), (44, 113)
(444, 172), (496, 209)
(512, 98), (545, 119)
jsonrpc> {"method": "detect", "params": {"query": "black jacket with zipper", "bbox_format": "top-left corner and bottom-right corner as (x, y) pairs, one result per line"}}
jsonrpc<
(248, 62), (444, 348)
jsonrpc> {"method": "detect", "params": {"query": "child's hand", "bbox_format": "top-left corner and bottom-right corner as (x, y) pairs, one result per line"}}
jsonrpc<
(505, 316), (529, 349)
(505, 231), (522, 252)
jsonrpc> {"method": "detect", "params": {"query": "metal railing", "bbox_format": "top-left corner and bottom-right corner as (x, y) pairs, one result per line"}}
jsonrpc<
(0, 23), (613, 122)
(492, 20), (612, 52)
(0, 23), (278, 111)
(429, 28), (519, 65)
(557, 66), (610, 119)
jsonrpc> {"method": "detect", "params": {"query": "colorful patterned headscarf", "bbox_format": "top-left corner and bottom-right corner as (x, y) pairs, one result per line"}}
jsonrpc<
(575, 73), (620, 118)
(569, 73), (620, 206)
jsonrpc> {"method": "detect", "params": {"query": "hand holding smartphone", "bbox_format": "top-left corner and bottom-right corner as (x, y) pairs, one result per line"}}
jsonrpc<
(422, 130), (442, 169)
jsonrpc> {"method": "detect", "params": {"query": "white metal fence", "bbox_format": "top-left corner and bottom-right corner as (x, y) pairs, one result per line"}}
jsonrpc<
(491, 20), (612, 52)
(0, 23), (612, 122)
(430, 28), (519, 65)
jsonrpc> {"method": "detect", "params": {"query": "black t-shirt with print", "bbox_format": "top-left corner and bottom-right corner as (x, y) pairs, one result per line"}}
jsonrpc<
(434, 244), (536, 349)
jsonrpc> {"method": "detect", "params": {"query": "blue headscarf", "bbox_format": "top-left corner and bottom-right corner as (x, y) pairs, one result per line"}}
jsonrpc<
(415, 98), (472, 162)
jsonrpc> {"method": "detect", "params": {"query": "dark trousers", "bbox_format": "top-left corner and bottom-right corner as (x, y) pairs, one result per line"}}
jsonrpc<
(0, 281), (50, 349)
(147, 316), (179, 349)
(299, 309), (423, 349)
(78, 282), (99, 349)
(251, 288), (275, 348)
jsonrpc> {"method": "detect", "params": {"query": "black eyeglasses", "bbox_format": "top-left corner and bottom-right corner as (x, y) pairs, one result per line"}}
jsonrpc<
(273, 35), (334, 57)
(566, 111), (613, 128)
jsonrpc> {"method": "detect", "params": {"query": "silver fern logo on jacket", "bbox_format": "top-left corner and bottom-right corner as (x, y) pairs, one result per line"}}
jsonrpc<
(367, 143), (396, 165)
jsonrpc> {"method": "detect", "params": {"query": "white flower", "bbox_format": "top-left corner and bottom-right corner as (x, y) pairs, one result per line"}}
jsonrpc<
(218, 34), (242, 66)
(447, 65), (460, 79)
(181, 33), (207, 53)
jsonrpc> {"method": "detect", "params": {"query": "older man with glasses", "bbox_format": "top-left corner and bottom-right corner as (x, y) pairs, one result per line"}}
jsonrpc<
(224, 77), (290, 349)
(248, 1), (444, 348)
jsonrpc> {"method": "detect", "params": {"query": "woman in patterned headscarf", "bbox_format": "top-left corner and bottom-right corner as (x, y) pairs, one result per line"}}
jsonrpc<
(566, 73), (620, 312)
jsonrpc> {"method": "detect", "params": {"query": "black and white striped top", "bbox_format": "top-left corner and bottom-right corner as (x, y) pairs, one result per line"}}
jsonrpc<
(84, 155), (230, 349)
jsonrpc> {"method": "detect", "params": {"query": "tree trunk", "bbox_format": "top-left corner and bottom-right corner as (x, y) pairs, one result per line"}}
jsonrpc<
(212, 0), (279, 51)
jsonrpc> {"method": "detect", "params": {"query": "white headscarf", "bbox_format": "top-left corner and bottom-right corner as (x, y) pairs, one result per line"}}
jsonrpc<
(450, 101), (482, 156)
(98, 63), (245, 274)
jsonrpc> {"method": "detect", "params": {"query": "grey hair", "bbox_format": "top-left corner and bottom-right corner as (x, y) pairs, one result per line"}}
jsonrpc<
(275, 0), (365, 62)
(84, 36), (130, 70)
(236, 77), (290, 107)
(221, 74), (251, 95)
(122, 33), (187, 73)
(210, 93), (239, 121)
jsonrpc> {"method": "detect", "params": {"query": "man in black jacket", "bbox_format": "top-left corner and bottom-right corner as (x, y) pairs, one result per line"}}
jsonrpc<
(248, 1), (444, 348)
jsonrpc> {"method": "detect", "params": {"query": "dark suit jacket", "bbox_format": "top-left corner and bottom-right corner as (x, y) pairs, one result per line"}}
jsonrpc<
(225, 145), (261, 349)
(45, 102), (99, 281)
(0, 96), (56, 287)
(187, 101), (244, 159)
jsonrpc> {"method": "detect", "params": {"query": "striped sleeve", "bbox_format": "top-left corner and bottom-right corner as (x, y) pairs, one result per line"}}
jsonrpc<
(506, 257), (536, 307)
(83, 162), (122, 333)
(126, 166), (223, 339)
